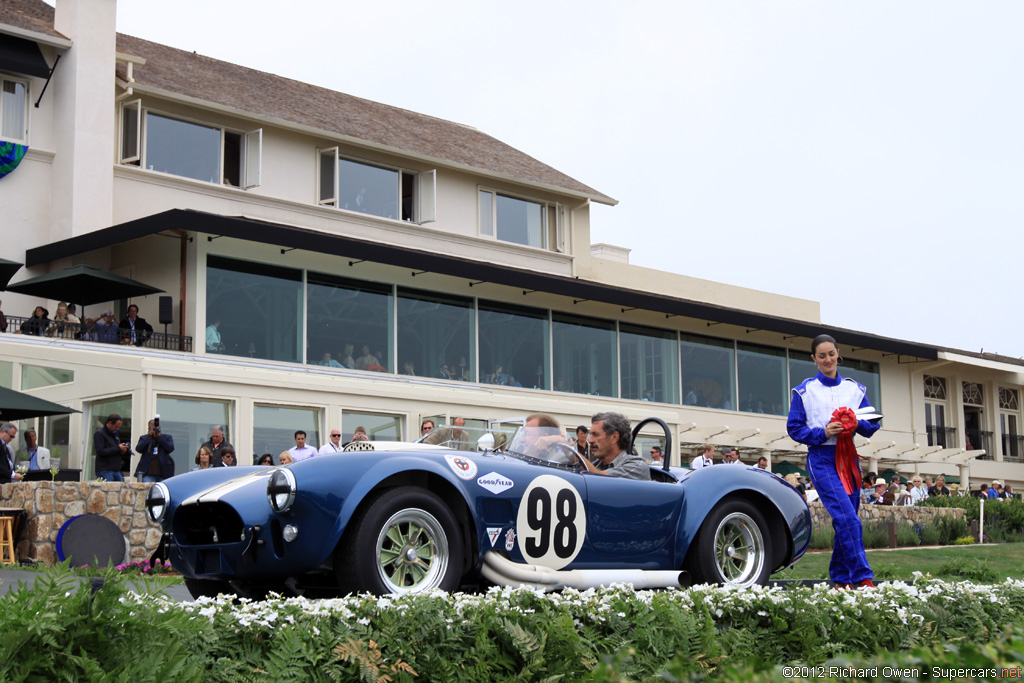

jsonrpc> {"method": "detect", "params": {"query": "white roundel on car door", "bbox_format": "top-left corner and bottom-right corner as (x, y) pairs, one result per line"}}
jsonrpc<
(515, 475), (586, 569)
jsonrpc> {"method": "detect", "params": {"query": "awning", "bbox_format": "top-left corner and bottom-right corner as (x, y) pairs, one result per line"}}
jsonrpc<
(0, 34), (50, 79)
(6, 264), (163, 318)
(24, 209), (939, 360)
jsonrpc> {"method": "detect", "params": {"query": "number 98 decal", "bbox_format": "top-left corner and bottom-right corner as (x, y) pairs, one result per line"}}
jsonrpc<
(515, 475), (586, 569)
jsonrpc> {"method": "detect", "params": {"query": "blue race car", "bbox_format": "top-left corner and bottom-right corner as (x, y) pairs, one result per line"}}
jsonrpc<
(146, 418), (811, 599)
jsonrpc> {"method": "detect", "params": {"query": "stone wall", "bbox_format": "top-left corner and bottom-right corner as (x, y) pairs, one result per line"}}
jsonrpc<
(809, 499), (965, 530)
(0, 482), (161, 564)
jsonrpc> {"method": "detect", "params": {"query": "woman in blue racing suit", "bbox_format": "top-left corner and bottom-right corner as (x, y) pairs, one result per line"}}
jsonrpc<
(787, 334), (880, 588)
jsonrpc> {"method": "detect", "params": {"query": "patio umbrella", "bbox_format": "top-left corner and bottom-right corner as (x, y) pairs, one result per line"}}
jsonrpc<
(0, 386), (78, 421)
(0, 257), (23, 291)
(6, 264), (163, 318)
(772, 461), (809, 478)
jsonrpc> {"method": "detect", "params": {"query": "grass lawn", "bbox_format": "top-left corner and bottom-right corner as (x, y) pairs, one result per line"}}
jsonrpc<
(775, 542), (1024, 582)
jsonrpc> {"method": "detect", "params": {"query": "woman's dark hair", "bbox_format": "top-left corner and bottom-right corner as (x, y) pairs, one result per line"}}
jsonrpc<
(257, 453), (274, 466)
(811, 334), (837, 355)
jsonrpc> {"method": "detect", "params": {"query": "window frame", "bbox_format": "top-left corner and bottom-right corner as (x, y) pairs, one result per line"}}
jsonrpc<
(0, 74), (30, 143)
(120, 104), (262, 188)
(477, 187), (562, 250)
(317, 150), (435, 223)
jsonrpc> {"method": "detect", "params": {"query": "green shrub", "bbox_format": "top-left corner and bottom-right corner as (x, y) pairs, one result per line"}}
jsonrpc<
(934, 514), (969, 545)
(954, 535), (976, 545)
(936, 557), (998, 582)
(895, 521), (921, 547)
(809, 524), (835, 550)
(862, 521), (891, 548)
(919, 523), (941, 545)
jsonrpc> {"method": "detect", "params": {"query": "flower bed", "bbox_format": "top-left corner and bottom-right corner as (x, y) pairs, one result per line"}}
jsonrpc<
(3, 573), (1024, 681)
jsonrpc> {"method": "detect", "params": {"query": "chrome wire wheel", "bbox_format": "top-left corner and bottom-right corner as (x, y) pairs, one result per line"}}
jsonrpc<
(375, 507), (450, 594)
(712, 511), (765, 587)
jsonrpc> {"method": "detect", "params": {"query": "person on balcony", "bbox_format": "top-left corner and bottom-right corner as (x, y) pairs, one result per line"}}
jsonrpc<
(47, 302), (80, 339)
(118, 304), (153, 346)
(20, 306), (49, 336)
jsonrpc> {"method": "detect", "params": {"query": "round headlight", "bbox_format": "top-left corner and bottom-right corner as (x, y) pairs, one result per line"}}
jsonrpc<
(146, 482), (170, 523)
(267, 468), (297, 513)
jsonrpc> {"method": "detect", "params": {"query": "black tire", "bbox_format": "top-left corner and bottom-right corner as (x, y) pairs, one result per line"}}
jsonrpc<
(184, 577), (232, 600)
(336, 487), (464, 595)
(686, 499), (771, 588)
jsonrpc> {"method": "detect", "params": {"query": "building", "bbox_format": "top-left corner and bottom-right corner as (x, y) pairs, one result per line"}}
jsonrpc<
(1, 0), (1022, 493)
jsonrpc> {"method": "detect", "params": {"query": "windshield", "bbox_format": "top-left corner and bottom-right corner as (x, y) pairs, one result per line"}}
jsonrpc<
(418, 426), (515, 452)
(506, 426), (575, 465)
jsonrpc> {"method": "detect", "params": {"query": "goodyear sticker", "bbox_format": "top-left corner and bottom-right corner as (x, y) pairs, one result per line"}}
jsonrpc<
(445, 454), (478, 480)
(477, 471), (514, 494)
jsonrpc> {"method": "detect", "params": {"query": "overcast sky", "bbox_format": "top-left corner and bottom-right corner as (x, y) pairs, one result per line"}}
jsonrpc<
(102, 1), (1024, 357)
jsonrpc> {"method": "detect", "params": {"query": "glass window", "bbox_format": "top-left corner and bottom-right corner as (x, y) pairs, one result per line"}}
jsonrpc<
(206, 256), (303, 363)
(552, 313), (616, 397)
(307, 273), (392, 372)
(156, 397), (232, 474)
(342, 412), (402, 442)
(681, 333), (735, 410)
(478, 300), (549, 389)
(397, 287), (474, 381)
(737, 342), (787, 416)
(478, 190), (493, 237)
(0, 361), (12, 389)
(45, 414), (70, 466)
(254, 405), (320, 459)
(620, 323), (679, 403)
(338, 158), (401, 219)
(87, 396), (133, 479)
(496, 194), (544, 247)
(145, 112), (221, 183)
(21, 365), (74, 390)
(1, 78), (27, 141)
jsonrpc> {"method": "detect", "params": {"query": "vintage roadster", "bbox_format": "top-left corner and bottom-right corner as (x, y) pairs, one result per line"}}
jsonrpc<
(146, 418), (811, 599)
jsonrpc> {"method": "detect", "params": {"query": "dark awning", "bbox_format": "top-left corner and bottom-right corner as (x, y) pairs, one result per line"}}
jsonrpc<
(0, 34), (50, 79)
(25, 208), (939, 360)
(0, 385), (78, 421)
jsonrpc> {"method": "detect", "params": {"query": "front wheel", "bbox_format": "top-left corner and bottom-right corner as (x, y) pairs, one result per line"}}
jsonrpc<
(337, 487), (464, 595)
(686, 499), (770, 588)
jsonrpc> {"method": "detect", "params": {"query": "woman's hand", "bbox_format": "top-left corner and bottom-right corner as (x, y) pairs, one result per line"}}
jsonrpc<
(824, 420), (844, 438)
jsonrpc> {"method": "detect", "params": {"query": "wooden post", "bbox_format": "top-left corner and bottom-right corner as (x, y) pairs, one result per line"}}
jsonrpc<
(888, 519), (898, 548)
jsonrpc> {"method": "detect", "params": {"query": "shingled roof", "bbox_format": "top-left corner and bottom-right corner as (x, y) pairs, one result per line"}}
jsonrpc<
(1, 0), (612, 202)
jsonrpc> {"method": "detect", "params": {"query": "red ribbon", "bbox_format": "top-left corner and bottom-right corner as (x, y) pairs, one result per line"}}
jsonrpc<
(832, 407), (861, 495)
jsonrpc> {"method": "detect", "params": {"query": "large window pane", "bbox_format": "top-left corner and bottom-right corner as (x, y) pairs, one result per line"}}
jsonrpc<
(22, 365), (74, 390)
(496, 194), (544, 248)
(156, 397), (232, 473)
(788, 355), (881, 411)
(681, 333), (735, 410)
(397, 288), (474, 381)
(45, 414), (70, 466)
(552, 313), (616, 396)
(207, 256), (303, 363)
(2, 79), (27, 140)
(738, 342), (787, 416)
(307, 273), (392, 372)
(0, 361), (12, 389)
(87, 396), (132, 479)
(338, 158), (400, 219)
(620, 323), (679, 403)
(145, 112), (220, 182)
(342, 412), (402, 443)
(478, 301), (548, 389)
(254, 405), (320, 459)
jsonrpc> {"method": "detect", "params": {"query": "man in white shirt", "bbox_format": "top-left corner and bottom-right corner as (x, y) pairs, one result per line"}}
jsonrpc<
(319, 429), (344, 454)
(691, 443), (715, 469)
(288, 430), (318, 462)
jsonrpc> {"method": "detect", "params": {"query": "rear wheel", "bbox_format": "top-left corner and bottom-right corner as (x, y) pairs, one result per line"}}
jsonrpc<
(686, 499), (770, 587)
(336, 487), (464, 595)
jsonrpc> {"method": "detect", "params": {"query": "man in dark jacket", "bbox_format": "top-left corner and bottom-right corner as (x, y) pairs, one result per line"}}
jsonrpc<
(118, 304), (153, 346)
(94, 414), (128, 482)
(134, 418), (175, 482)
(0, 423), (23, 484)
(201, 425), (232, 466)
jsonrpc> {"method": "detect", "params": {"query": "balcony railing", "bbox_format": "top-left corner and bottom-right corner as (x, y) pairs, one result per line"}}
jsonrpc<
(1002, 434), (1024, 463)
(965, 428), (993, 460)
(926, 425), (957, 449)
(2, 315), (192, 352)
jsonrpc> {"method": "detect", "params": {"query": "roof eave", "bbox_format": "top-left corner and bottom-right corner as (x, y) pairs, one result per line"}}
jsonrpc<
(0, 23), (72, 49)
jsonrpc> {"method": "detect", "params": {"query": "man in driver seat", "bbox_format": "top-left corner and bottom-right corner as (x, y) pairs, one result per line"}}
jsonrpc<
(577, 412), (651, 480)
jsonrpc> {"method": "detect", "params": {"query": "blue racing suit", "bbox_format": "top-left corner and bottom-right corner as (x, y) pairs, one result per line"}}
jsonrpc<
(787, 372), (880, 584)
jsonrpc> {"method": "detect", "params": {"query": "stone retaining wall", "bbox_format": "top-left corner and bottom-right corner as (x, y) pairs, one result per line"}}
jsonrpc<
(0, 482), (161, 564)
(809, 499), (965, 529)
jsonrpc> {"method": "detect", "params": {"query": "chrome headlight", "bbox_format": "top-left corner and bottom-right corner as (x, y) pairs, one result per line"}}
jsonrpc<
(146, 482), (170, 523)
(267, 467), (297, 513)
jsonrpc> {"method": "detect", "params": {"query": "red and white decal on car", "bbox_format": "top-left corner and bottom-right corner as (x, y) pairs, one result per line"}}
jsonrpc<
(505, 528), (516, 552)
(487, 527), (502, 547)
(516, 475), (586, 570)
(444, 454), (478, 480)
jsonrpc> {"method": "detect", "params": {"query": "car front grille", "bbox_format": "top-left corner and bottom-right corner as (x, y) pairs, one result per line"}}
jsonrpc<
(174, 502), (245, 546)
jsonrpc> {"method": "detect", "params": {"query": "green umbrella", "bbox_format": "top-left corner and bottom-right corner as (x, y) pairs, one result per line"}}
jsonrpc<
(0, 386), (78, 421)
(772, 461), (809, 478)
(6, 264), (163, 319)
(0, 257), (23, 291)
